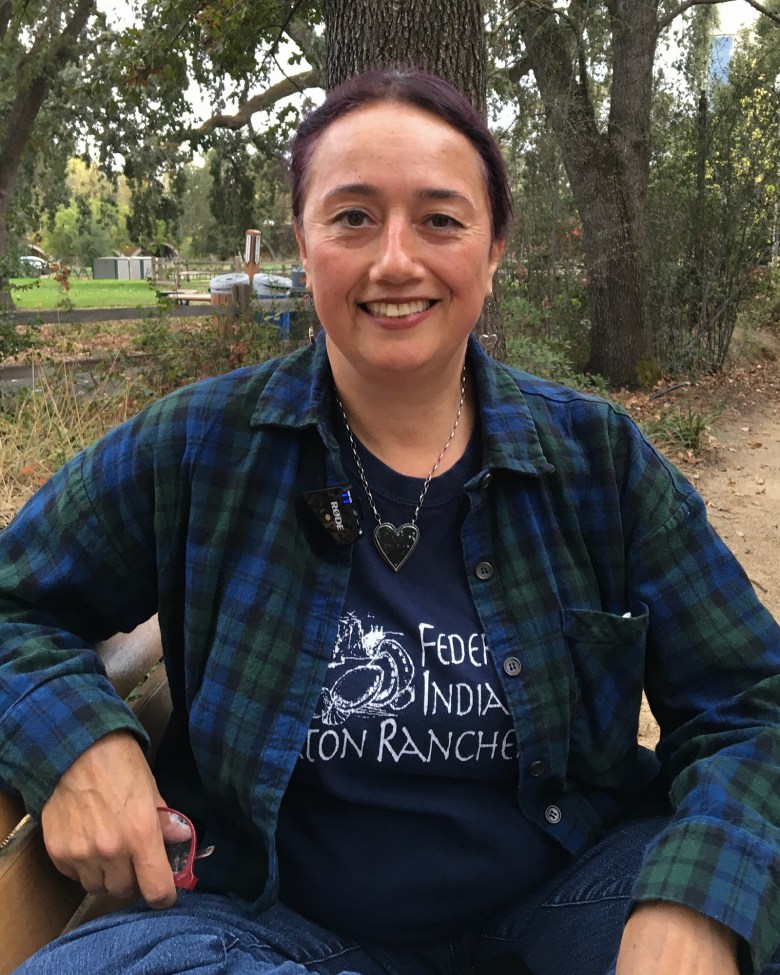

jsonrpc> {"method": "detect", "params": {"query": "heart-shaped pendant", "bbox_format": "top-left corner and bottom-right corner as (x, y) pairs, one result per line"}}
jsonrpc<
(479, 332), (498, 352)
(373, 522), (420, 572)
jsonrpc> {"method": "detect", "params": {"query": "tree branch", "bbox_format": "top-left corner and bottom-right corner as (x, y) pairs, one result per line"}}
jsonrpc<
(513, 0), (600, 142)
(515, 0), (592, 91)
(284, 16), (324, 71)
(0, 0), (96, 207)
(0, 0), (12, 43)
(183, 67), (322, 141)
(505, 54), (533, 83)
(742, 0), (780, 24)
(658, 0), (780, 32)
(248, 1), (317, 92)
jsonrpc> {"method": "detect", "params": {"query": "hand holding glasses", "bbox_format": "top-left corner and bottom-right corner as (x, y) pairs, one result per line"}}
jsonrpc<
(157, 806), (214, 890)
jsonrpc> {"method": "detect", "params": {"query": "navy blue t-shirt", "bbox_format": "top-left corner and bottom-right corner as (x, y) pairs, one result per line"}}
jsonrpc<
(276, 416), (568, 942)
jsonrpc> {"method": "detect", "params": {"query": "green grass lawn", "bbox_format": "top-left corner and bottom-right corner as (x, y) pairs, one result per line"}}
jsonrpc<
(10, 262), (299, 311)
(10, 278), (166, 310)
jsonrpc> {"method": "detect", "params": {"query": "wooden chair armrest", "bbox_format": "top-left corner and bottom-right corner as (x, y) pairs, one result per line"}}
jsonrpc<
(0, 617), (170, 975)
(0, 789), (24, 844)
(97, 615), (164, 700)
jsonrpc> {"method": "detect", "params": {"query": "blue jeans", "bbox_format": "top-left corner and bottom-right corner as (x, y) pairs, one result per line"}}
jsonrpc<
(13, 815), (774, 975)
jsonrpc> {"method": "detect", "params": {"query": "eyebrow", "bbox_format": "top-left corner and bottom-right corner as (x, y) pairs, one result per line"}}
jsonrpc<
(323, 183), (471, 205)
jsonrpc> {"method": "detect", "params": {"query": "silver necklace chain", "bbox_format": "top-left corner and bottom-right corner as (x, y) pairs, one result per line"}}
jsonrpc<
(334, 364), (467, 571)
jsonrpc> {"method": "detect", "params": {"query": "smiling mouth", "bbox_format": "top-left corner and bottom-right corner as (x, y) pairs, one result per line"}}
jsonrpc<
(360, 300), (436, 318)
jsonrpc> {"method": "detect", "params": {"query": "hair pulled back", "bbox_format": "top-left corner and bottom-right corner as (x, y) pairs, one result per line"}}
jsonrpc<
(289, 69), (512, 242)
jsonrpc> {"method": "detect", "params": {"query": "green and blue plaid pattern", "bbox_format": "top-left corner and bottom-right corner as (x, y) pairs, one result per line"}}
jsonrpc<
(1, 336), (779, 968)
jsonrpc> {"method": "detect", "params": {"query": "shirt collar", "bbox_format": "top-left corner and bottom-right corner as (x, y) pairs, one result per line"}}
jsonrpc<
(251, 332), (553, 477)
(250, 334), (334, 438)
(468, 336), (554, 476)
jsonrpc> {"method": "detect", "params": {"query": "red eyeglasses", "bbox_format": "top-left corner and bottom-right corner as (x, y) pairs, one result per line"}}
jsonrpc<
(157, 806), (214, 890)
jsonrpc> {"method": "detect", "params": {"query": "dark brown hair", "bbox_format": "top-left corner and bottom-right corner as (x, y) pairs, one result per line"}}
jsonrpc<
(289, 69), (512, 241)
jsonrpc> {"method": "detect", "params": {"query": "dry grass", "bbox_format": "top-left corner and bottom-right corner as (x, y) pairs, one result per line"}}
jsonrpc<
(0, 313), (288, 528)
(0, 357), (148, 528)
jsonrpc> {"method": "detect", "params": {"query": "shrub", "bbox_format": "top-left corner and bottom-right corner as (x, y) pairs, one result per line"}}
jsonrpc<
(505, 332), (608, 396)
(133, 304), (289, 396)
(640, 403), (724, 454)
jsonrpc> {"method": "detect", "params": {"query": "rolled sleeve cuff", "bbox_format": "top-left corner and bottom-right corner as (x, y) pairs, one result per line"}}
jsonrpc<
(631, 816), (780, 972)
(0, 673), (150, 816)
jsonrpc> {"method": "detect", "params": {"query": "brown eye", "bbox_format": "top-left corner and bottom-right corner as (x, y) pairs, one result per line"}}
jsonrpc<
(337, 210), (369, 227)
(427, 213), (462, 229)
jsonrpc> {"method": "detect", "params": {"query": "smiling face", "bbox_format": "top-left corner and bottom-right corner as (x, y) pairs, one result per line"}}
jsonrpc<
(295, 102), (504, 386)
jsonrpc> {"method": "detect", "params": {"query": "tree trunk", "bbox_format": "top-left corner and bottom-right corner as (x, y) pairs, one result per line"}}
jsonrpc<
(517, 0), (659, 387)
(0, 0), (96, 312)
(324, 0), (486, 108)
(323, 0), (507, 360)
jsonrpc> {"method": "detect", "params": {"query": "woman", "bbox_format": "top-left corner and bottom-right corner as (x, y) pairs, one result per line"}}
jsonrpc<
(1, 69), (780, 975)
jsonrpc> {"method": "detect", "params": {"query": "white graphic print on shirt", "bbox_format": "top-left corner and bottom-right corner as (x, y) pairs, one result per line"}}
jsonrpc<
(303, 611), (517, 771)
(316, 612), (415, 725)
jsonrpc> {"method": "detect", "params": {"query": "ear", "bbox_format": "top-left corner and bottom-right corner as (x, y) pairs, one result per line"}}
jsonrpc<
(485, 239), (506, 296)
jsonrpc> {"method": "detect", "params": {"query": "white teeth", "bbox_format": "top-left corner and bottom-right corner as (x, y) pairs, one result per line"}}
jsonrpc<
(364, 300), (432, 318)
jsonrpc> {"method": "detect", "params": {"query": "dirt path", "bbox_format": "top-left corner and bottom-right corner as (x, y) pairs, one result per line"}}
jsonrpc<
(638, 359), (780, 746)
(693, 374), (780, 620)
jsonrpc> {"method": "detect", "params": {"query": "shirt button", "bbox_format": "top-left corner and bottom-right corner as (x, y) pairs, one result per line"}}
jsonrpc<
(528, 760), (546, 777)
(503, 656), (522, 677)
(475, 561), (493, 580)
(545, 804), (562, 825)
(480, 471), (493, 489)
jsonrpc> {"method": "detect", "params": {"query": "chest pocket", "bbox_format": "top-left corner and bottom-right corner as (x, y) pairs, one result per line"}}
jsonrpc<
(562, 601), (650, 781)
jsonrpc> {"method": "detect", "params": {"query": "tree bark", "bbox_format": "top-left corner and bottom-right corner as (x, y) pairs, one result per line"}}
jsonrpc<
(516, 0), (659, 387)
(324, 0), (487, 109)
(323, 0), (507, 360)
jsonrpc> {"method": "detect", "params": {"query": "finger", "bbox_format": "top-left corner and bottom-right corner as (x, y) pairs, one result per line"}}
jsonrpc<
(45, 852), (81, 884)
(102, 858), (141, 901)
(158, 808), (193, 845)
(133, 835), (178, 909)
(44, 830), (98, 884)
(76, 865), (108, 896)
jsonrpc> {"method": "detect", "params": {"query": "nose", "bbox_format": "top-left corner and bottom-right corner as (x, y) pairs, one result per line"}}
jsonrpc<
(370, 214), (423, 283)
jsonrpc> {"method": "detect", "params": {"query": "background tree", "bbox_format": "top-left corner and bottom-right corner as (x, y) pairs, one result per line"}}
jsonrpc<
(0, 1), (324, 306)
(206, 136), (260, 258)
(649, 13), (780, 371)
(180, 149), (294, 260)
(45, 198), (120, 267)
(491, 59), (586, 366)
(6, 0), (778, 386)
(179, 162), (218, 258)
(40, 159), (129, 265)
(495, 0), (780, 386)
(0, 0), (105, 306)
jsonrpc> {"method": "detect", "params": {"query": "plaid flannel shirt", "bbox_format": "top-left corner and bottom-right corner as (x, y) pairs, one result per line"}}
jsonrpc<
(2, 335), (780, 969)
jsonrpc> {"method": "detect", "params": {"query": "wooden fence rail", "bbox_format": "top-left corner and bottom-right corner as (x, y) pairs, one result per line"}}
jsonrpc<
(11, 297), (298, 327)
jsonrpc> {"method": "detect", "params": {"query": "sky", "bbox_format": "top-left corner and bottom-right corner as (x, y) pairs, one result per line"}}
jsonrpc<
(716, 0), (760, 34)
